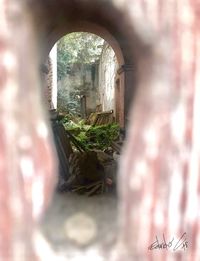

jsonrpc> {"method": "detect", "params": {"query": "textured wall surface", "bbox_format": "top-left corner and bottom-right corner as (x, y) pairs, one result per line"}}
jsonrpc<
(0, 0), (57, 259)
(98, 43), (118, 112)
(0, 0), (199, 260)
(57, 63), (99, 115)
(43, 57), (53, 110)
(117, 0), (200, 260)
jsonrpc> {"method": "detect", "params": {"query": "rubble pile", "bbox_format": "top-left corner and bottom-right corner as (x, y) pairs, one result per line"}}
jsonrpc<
(51, 110), (124, 196)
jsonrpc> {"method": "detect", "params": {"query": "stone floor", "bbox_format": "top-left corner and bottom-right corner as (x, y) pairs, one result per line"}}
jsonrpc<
(39, 191), (118, 259)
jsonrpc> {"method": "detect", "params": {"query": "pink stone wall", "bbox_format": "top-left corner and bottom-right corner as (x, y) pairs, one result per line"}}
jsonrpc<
(118, 0), (200, 260)
(0, 0), (57, 259)
(0, 0), (199, 260)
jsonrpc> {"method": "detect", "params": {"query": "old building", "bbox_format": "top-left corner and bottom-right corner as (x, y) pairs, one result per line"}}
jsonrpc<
(57, 62), (99, 115)
(47, 40), (118, 118)
(98, 42), (118, 113)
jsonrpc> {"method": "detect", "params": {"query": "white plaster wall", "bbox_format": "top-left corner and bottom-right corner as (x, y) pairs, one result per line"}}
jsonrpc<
(49, 44), (57, 109)
(98, 43), (118, 112)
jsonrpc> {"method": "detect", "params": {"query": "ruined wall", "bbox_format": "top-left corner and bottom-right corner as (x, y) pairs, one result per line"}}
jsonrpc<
(98, 43), (118, 112)
(0, 0), (57, 259)
(43, 57), (53, 109)
(43, 45), (57, 110)
(57, 63), (99, 115)
(49, 44), (57, 110)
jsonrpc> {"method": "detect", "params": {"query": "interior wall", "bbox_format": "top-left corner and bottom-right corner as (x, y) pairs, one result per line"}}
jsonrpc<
(49, 44), (57, 109)
(98, 42), (118, 113)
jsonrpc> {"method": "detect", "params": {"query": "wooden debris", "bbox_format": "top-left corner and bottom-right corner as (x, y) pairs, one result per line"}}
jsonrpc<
(111, 141), (122, 154)
(95, 104), (102, 112)
(86, 110), (115, 126)
(86, 182), (103, 196)
(71, 180), (104, 196)
(51, 121), (73, 181)
(57, 151), (106, 195)
(52, 111), (119, 195)
(65, 129), (86, 152)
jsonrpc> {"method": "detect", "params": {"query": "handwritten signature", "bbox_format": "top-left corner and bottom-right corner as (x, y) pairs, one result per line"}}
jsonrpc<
(148, 233), (188, 251)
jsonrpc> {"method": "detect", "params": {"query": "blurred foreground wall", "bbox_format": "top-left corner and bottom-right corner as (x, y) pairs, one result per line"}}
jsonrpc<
(0, 0), (199, 260)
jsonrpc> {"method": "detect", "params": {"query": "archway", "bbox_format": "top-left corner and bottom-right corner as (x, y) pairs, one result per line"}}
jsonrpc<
(43, 21), (133, 128)
(47, 31), (122, 123)
(40, 31), (123, 252)
(33, 1), (141, 252)
(31, 0), (141, 127)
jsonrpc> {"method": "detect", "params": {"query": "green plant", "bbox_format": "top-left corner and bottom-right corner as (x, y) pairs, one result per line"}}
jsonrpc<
(57, 32), (104, 80)
(77, 123), (120, 150)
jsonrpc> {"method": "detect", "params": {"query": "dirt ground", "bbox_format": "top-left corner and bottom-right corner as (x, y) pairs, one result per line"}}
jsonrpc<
(39, 191), (118, 259)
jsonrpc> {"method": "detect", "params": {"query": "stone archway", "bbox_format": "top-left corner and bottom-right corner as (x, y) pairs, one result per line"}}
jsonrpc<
(31, 1), (141, 127)
(47, 27), (129, 126)
(43, 21), (135, 127)
(45, 22), (125, 66)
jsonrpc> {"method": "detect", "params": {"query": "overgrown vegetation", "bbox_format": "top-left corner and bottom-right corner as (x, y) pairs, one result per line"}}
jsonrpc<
(76, 124), (120, 150)
(57, 32), (104, 80)
(59, 115), (119, 150)
(57, 32), (118, 148)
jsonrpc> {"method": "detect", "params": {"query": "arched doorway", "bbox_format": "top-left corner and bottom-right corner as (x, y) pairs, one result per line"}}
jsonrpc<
(46, 31), (122, 123)
(33, 1), (139, 127)
(33, 2), (141, 252)
(41, 31), (123, 253)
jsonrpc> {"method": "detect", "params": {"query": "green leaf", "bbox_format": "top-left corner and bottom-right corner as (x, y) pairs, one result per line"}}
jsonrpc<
(57, 32), (104, 80)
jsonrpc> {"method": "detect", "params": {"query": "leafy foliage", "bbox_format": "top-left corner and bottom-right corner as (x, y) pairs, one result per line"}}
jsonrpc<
(62, 119), (120, 150)
(57, 32), (104, 80)
(81, 124), (120, 150)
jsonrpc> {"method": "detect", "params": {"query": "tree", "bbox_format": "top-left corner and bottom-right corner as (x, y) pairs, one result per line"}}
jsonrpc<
(57, 32), (104, 80)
